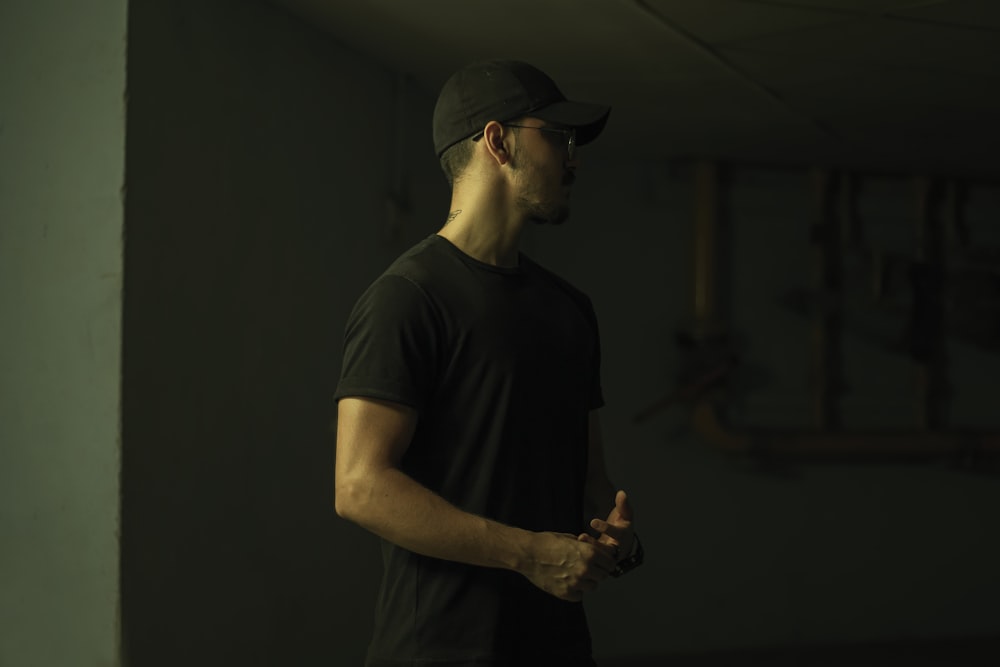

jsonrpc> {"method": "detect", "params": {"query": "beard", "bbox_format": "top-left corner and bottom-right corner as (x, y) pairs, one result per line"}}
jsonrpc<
(518, 195), (570, 225)
(510, 146), (574, 225)
(514, 172), (574, 225)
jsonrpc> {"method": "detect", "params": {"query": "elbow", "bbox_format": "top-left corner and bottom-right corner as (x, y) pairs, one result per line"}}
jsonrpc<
(334, 474), (369, 523)
(335, 461), (395, 526)
(334, 478), (356, 521)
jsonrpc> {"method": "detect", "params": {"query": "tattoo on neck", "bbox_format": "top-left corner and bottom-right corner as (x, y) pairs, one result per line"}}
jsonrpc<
(447, 209), (462, 223)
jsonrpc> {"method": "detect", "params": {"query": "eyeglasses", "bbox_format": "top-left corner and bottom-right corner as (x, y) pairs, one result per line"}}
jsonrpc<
(473, 123), (577, 160)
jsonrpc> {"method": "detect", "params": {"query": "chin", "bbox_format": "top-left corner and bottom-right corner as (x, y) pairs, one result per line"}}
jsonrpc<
(519, 194), (570, 225)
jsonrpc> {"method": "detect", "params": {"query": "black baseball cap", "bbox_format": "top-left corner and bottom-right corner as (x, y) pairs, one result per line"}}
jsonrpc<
(432, 60), (611, 158)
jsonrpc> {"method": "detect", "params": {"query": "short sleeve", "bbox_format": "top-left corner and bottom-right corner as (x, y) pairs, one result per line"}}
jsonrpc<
(334, 274), (440, 411)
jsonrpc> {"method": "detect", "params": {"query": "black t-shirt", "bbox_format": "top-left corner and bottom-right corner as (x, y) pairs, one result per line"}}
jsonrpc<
(335, 234), (604, 666)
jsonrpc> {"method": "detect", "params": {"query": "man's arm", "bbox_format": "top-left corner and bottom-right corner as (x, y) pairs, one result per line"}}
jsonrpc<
(583, 410), (635, 557)
(334, 396), (617, 602)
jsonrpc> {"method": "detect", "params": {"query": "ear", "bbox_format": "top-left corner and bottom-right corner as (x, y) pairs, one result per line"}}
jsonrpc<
(481, 121), (510, 166)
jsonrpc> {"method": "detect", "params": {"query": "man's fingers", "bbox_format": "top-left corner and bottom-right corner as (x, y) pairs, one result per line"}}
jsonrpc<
(576, 533), (616, 572)
(529, 532), (619, 602)
(591, 518), (618, 532)
(590, 517), (630, 541)
(615, 489), (634, 521)
(590, 519), (622, 551)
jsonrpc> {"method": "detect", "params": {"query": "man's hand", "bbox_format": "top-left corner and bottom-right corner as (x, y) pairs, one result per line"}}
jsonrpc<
(520, 531), (618, 602)
(585, 490), (635, 561)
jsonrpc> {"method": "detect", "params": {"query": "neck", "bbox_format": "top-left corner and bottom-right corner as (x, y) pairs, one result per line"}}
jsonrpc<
(437, 182), (525, 268)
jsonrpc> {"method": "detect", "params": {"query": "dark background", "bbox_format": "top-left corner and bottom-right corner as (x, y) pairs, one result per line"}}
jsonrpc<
(119, 0), (1000, 665)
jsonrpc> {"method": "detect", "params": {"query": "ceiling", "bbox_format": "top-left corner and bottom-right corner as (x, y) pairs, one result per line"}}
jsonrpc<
(270, 0), (1000, 179)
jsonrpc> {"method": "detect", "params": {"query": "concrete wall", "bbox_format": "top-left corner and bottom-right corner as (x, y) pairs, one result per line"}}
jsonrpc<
(121, 1), (445, 664)
(0, 0), (127, 665)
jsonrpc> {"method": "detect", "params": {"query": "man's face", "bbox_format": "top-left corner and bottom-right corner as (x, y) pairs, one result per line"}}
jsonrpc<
(508, 118), (577, 225)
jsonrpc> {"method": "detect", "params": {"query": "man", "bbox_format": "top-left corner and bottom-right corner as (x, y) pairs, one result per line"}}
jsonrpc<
(334, 60), (643, 667)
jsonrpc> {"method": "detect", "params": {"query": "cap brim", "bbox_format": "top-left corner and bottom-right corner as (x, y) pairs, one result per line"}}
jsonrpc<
(532, 100), (611, 146)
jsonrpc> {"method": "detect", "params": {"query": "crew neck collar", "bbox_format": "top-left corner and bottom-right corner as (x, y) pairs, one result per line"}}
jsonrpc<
(431, 234), (525, 275)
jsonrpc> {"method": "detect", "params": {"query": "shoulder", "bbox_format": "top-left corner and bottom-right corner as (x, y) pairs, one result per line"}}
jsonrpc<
(347, 236), (463, 330)
(355, 237), (449, 305)
(381, 235), (461, 287)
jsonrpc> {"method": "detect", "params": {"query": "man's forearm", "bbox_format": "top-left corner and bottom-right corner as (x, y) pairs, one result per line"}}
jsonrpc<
(334, 396), (617, 602)
(336, 467), (534, 572)
(337, 465), (621, 602)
